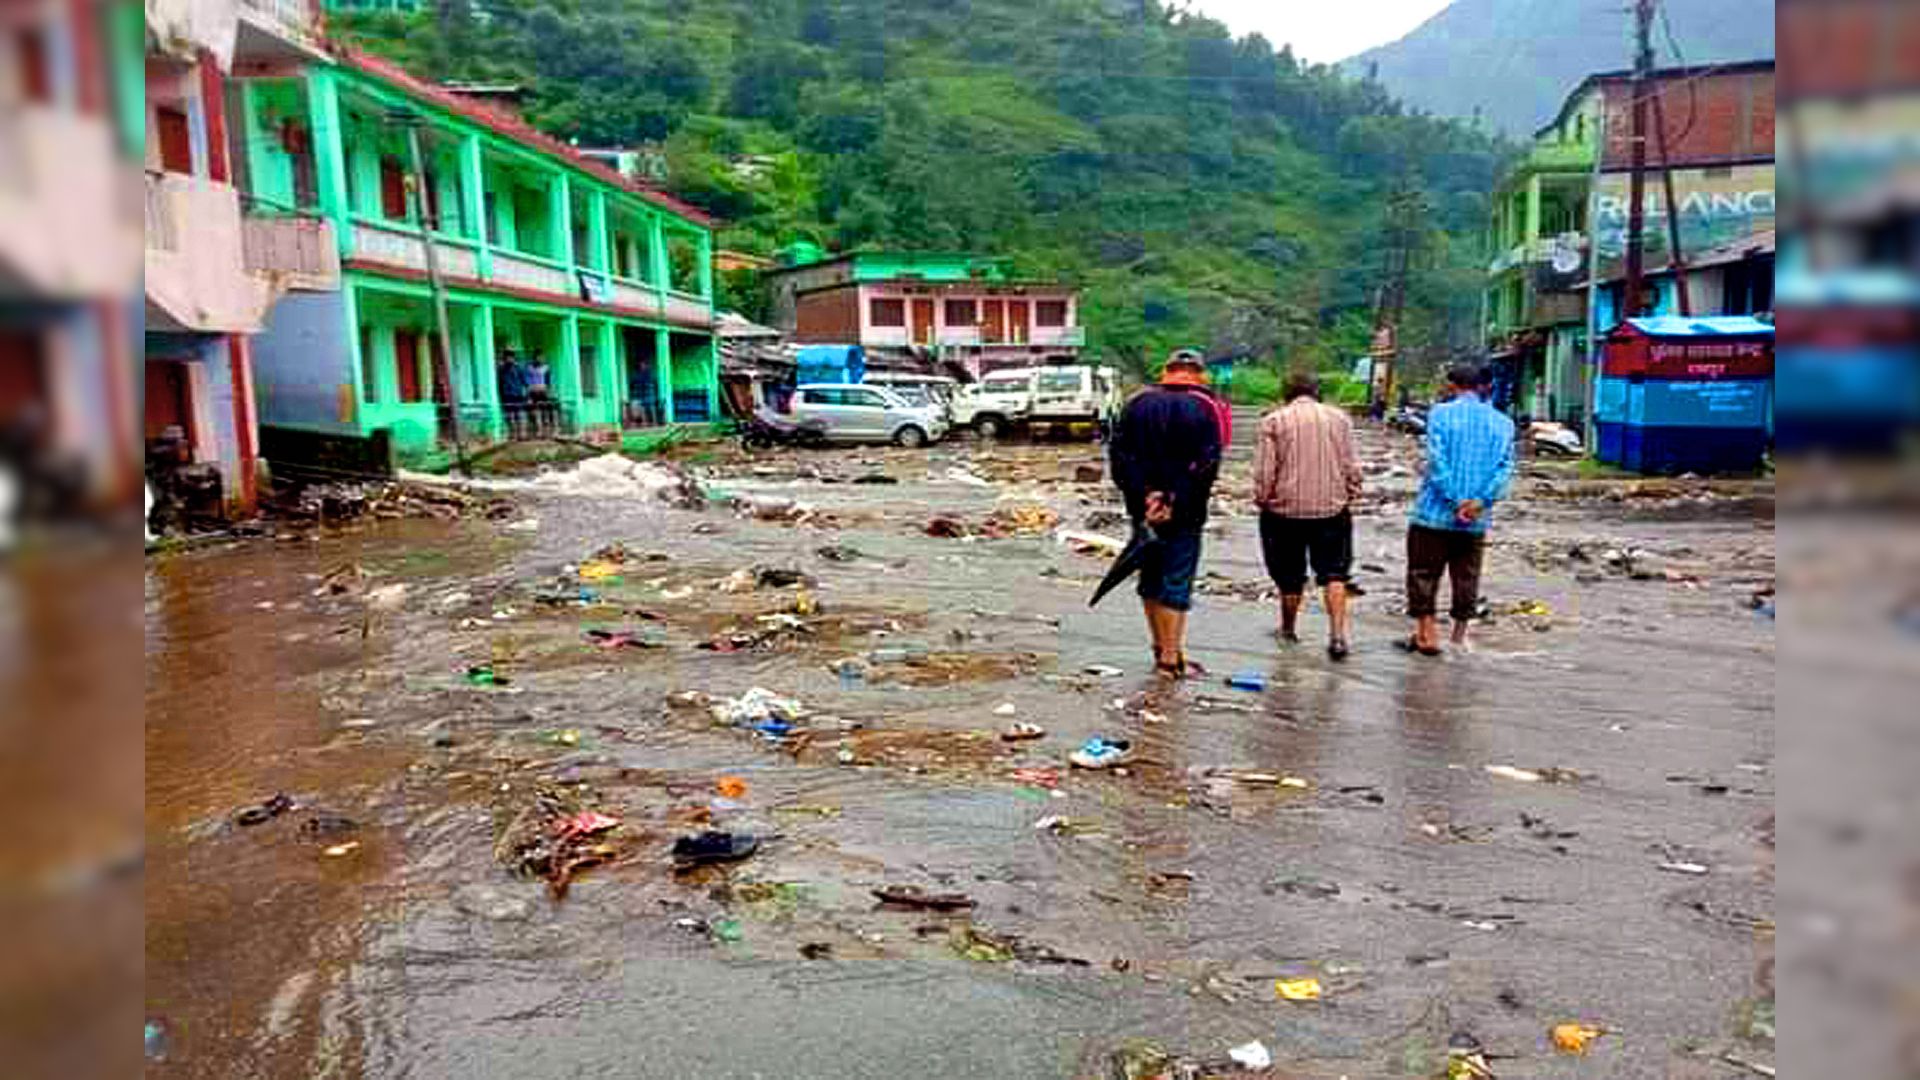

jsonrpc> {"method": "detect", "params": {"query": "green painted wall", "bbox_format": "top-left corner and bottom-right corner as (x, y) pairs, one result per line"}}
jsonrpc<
(848, 253), (1011, 283)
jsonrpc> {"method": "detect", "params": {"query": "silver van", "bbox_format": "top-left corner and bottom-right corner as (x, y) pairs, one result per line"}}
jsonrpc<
(787, 383), (949, 447)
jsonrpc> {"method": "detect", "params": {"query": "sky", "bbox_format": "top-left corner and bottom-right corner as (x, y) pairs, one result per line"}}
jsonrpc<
(1187, 0), (1455, 64)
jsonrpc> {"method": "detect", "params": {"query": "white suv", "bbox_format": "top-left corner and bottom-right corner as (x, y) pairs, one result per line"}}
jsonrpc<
(951, 368), (1038, 437)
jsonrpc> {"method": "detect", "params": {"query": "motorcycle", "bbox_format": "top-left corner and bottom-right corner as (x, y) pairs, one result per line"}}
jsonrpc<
(740, 411), (829, 451)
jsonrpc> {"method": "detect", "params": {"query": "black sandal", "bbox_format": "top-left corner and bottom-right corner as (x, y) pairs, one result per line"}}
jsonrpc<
(1395, 636), (1442, 657)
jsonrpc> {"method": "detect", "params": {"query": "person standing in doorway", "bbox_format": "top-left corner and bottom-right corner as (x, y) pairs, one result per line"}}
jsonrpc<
(1253, 369), (1362, 660)
(1109, 349), (1225, 678)
(1403, 364), (1516, 655)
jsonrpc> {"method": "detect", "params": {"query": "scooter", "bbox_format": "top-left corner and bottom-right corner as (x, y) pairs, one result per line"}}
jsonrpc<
(740, 411), (829, 451)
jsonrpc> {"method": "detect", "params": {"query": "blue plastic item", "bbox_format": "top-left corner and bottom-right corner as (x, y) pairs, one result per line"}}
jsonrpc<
(754, 720), (793, 739)
(1226, 672), (1267, 692)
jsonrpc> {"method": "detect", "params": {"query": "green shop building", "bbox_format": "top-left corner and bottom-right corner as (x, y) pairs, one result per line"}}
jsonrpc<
(240, 47), (720, 458)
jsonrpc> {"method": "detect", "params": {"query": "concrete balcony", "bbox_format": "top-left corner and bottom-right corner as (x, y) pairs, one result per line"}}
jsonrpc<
(235, 0), (328, 61)
(937, 326), (982, 345)
(1032, 325), (1086, 347)
(145, 172), (273, 334)
(243, 213), (339, 292)
(0, 106), (139, 300)
(351, 219), (483, 280)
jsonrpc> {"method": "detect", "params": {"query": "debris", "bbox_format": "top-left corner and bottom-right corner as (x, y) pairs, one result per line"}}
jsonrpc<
(576, 560), (623, 582)
(1010, 766), (1061, 788)
(1270, 875), (1341, 900)
(233, 792), (294, 827)
(1083, 664), (1125, 678)
(1002, 722), (1046, 742)
(853, 473), (899, 485)
(714, 776), (749, 799)
(1228, 1040), (1272, 1071)
(1225, 672), (1267, 692)
(799, 942), (835, 960)
(322, 841), (360, 858)
(756, 566), (811, 588)
(1073, 463), (1105, 483)
(991, 702), (1019, 717)
(464, 664), (509, 687)
(1055, 528), (1126, 557)
(940, 466), (992, 487)
(1446, 1032), (1496, 1078)
(585, 626), (667, 650)
(1032, 815), (1094, 835)
(708, 917), (744, 943)
(552, 811), (621, 842)
(718, 568), (758, 594)
(299, 812), (358, 840)
(924, 516), (970, 538)
(1483, 764), (1583, 784)
(982, 504), (1061, 537)
(1551, 1023), (1604, 1054)
(1069, 737), (1134, 770)
(1657, 860), (1710, 876)
(671, 831), (760, 868)
(816, 543), (863, 562)
(710, 687), (806, 726)
(872, 884), (976, 911)
(1274, 976), (1323, 1002)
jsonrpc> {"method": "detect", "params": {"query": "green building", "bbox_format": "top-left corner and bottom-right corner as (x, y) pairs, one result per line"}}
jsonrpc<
(1484, 85), (1600, 424)
(242, 49), (719, 458)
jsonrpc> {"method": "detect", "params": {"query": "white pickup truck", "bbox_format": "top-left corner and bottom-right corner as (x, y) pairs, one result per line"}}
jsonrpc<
(1027, 365), (1121, 438)
(949, 367), (1040, 438)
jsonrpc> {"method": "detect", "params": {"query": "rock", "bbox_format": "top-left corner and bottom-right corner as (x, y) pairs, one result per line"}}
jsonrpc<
(452, 883), (534, 922)
(1083, 509), (1130, 532)
(1073, 464), (1104, 483)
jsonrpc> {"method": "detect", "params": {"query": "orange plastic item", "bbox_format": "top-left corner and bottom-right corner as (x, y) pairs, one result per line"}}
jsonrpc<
(716, 776), (750, 799)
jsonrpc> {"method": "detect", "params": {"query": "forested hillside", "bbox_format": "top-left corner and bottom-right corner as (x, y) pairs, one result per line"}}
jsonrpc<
(336, 0), (1516, 379)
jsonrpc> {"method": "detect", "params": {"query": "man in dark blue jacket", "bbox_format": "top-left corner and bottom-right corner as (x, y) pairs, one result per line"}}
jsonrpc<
(1109, 350), (1225, 678)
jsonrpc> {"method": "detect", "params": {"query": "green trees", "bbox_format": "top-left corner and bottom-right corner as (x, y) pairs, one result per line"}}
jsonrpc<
(333, 0), (1515, 380)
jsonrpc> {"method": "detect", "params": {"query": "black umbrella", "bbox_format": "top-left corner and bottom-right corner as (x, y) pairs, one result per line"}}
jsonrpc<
(1088, 524), (1159, 608)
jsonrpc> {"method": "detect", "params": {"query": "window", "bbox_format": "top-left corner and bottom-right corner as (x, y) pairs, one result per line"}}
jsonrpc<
(380, 157), (410, 220)
(14, 27), (50, 104)
(155, 105), (194, 174)
(1037, 370), (1082, 394)
(359, 328), (379, 402)
(982, 377), (1029, 395)
(943, 299), (977, 325)
(580, 347), (599, 399)
(1035, 301), (1068, 327)
(395, 331), (424, 403)
(803, 388), (844, 406)
(869, 298), (906, 327)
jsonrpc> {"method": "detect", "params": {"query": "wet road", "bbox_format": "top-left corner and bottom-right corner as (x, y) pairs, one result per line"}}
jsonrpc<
(145, 422), (1774, 1078)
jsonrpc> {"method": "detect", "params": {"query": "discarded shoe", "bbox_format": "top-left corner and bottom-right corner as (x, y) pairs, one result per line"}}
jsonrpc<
(1069, 737), (1134, 770)
(671, 830), (760, 867)
(872, 884), (977, 911)
(1002, 722), (1046, 742)
(233, 793), (294, 827)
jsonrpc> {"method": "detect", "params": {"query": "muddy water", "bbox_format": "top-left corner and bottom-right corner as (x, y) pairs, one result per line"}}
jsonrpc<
(146, 428), (1774, 1079)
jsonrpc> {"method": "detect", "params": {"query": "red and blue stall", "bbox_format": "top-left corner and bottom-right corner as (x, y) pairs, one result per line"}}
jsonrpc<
(1595, 317), (1774, 474)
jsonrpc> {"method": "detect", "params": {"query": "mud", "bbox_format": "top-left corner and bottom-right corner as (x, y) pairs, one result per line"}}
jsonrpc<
(146, 416), (1773, 1079)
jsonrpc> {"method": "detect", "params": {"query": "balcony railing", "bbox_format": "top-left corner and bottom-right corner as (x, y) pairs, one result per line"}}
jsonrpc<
(1034, 325), (1085, 347)
(237, 0), (322, 43)
(145, 173), (178, 252)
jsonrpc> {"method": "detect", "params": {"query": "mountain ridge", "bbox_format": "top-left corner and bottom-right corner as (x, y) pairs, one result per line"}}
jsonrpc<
(1346, 0), (1775, 134)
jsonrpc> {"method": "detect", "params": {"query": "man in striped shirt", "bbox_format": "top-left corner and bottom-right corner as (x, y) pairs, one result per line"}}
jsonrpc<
(1403, 364), (1516, 655)
(1253, 370), (1363, 659)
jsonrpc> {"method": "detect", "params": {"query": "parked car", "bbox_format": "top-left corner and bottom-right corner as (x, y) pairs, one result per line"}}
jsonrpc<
(786, 384), (949, 447)
(865, 373), (959, 420)
(950, 368), (1039, 437)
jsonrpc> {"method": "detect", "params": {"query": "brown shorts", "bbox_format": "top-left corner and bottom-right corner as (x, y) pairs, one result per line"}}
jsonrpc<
(1405, 525), (1485, 622)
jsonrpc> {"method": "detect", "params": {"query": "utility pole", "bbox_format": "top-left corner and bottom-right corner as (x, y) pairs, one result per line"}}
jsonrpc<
(401, 113), (466, 474)
(1622, 0), (1656, 321)
(1370, 184), (1424, 411)
(1651, 89), (1692, 316)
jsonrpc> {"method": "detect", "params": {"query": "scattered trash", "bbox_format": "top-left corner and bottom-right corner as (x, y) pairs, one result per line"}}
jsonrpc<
(1228, 1040), (1273, 1071)
(1010, 766), (1061, 788)
(714, 776), (749, 799)
(799, 942), (835, 959)
(1083, 664), (1125, 678)
(144, 1020), (168, 1063)
(1033, 815), (1094, 835)
(585, 626), (666, 649)
(321, 841), (360, 858)
(233, 792), (294, 827)
(1551, 1023), (1605, 1054)
(671, 830), (760, 867)
(552, 811), (621, 842)
(1226, 672), (1267, 692)
(1446, 1031), (1495, 1078)
(992, 702), (1019, 717)
(981, 504), (1061, 538)
(576, 560), (623, 582)
(817, 543), (863, 562)
(708, 917), (744, 943)
(872, 884), (976, 911)
(940, 466), (992, 487)
(853, 473), (899, 485)
(299, 812), (358, 840)
(1274, 976), (1323, 1002)
(1002, 722), (1046, 742)
(924, 516), (970, 538)
(1069, 737), (1134, 769)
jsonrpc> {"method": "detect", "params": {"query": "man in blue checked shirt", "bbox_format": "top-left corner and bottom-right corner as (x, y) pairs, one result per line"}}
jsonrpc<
(1401, 364), (1516, 655)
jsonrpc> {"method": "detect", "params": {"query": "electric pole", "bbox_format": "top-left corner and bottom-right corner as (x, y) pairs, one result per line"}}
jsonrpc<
(1651, 88), (1692, 316)
(401, 113), (467, 474)
(1622, 0), (1655, 321)
(1370, 184), (1424, 411)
